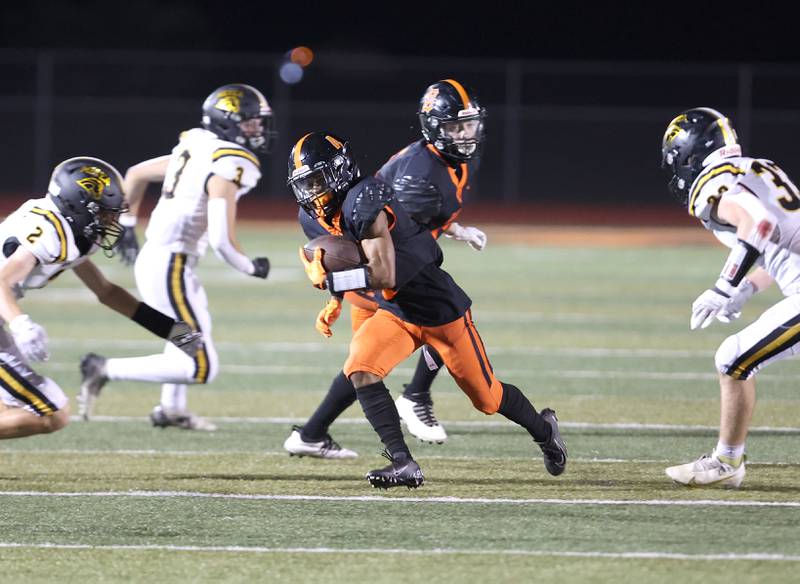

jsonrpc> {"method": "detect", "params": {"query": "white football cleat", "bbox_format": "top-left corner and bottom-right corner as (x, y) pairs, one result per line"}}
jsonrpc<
(665, 452), (746, 488)
(283, 426), (358, 459)
(150, 405), (218, 432)
(395, 395), (447, 444)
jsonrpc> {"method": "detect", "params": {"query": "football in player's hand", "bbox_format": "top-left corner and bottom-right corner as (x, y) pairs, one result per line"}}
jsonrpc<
(303, 235), (364, 271)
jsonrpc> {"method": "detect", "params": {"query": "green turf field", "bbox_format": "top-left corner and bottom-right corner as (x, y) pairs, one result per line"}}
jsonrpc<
(1, 223), (799, 583)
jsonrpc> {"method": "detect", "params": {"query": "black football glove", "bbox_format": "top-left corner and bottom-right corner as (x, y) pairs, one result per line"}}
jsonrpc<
(252, 257), (270, 279)
(116, 225), (140, 266)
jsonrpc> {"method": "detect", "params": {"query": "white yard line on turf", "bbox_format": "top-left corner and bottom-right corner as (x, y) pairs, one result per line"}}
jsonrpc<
(0, 542), (797, 562)
(66, 415), (800, 434)
(47, 339), (716, 358)
(1, 490), (799, 508)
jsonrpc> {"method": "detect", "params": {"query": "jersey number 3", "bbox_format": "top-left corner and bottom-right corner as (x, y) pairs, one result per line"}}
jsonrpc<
(752, 160), (800, 212)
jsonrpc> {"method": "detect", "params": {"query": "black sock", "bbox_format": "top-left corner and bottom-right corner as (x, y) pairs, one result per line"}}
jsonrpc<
(497, 382), (551, 443)
(356, 380), (410, 458)
(403, 346), (444, 401)
(301, 371), (357, 441)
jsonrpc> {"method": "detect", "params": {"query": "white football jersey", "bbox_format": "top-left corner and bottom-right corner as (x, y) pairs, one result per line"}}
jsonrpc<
(144, 128), (262, 256)
(689, 156), (800, 252)
(0, 196), (91, 296)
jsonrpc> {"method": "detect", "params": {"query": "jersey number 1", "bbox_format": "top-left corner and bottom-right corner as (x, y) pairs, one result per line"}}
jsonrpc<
(162, 150), (191, 199)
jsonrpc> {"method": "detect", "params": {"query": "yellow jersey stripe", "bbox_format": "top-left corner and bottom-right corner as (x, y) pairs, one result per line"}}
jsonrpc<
(30, 208), (68, 262)
(0, 364), (54, 415)
(212, 148), (260, 168)
(443, 79), (471, 109)
(730, 322), (800, 379)
(688, 164), (744, 217)
(293, 133), (311, 170)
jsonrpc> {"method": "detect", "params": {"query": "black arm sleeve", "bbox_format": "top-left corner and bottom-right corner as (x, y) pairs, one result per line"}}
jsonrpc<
(132, 302), (174, 338)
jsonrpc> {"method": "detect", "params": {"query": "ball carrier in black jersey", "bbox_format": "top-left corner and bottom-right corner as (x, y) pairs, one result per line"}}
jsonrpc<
(289, 132), (567, 488)
(284, 80), (491, 458)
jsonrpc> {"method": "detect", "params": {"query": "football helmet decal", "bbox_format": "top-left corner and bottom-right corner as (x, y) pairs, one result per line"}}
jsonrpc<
(287, 132), (361, 219)
(418, 79), (486, 162)
(202, 84), (277, 155)
(661, 107), (741, 205)
(47, 157), (128, 252)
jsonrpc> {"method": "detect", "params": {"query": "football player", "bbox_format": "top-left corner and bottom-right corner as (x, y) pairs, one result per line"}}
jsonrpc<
(283, 80), (487, 457)
(288, 131), (566, 488)
(0, 157), (200, 439)
(662, 107), (800, 487)
(79, 84), (274, 430)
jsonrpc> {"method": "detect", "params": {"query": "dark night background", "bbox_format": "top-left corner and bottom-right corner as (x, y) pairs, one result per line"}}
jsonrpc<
(2, 2), (799, 223)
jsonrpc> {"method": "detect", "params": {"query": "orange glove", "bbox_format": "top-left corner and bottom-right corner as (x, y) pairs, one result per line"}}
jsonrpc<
(315, 296), (342, 338)
(298, 246), (328, 289)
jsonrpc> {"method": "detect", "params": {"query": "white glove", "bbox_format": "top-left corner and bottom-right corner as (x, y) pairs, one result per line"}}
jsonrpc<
(446, 224), (487, 251)
(8, 314), (49, 362)
(716, 279), (756, 324)
(168, 321), (203, 357)
(690, 288), (732, 330)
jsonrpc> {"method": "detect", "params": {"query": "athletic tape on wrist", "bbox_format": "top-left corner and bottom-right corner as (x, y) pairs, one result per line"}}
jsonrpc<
(719, 239), (761, 288)
(327, 267), (369, 293)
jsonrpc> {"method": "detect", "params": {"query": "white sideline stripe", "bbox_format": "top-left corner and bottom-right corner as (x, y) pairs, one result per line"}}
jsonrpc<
(40, 359), (799, 382)
(69, 415), (800, 434)
(0, 449), (680, 463)
(0, 542), (797, 562)
(2, 490), (800, 509)
(47, 339), (716, 359)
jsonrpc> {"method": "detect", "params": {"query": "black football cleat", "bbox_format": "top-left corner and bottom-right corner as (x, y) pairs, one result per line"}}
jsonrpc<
(366, 450), (424, 489)
(536, 408), (567, 476)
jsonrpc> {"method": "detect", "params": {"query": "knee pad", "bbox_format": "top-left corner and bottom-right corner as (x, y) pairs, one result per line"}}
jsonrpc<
(715, 334), (741, 375)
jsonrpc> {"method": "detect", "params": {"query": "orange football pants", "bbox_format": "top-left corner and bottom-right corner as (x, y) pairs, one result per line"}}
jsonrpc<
(343, 307), (504, 414)
(344, 291), (379, 333)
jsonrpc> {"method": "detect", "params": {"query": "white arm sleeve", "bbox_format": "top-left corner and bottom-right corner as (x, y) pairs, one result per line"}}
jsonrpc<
(207, 197), (255, 275)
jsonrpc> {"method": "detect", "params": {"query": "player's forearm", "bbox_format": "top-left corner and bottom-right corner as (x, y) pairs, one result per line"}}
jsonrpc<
(94, 282), (140, 317)
(207, 198), (255, 275)
(0, 283), (23, 324)
(124, 156), (170, 219)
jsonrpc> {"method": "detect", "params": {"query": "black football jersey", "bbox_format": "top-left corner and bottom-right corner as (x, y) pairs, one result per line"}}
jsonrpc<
(376, 140), (479, 238)
(298, 176), (472, 326)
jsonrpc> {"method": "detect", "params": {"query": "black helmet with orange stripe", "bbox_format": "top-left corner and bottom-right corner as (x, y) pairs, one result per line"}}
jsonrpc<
(202, 84), (277, 155)
(418, 79), (486, 162)
(661, 107), (741, 205)
(287, 132), (361, 219)
(47, 157), (128, 252)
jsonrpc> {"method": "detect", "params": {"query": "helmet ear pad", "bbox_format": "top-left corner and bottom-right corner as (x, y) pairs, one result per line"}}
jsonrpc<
(333, 142), (360, 190)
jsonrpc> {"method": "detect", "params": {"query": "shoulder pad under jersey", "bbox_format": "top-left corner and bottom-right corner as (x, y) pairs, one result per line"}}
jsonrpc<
(210, 146), (261, 192)
(15, 207), (74, 264)
(351, 179), (396, 239)
(688, 159), (746, 222)
(392, 175), (442, 225)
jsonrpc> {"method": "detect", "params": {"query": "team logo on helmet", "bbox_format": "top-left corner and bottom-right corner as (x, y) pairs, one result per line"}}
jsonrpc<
(76, 166), (111, 200)
(663, 114), (688, 145)
(214, 89), (243, 114)
(420, 87), (439, 113)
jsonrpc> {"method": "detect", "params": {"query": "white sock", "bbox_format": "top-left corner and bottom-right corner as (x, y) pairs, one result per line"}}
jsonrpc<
(106, 354), (195, 384)
(714, 441), (745, 465)
(160, 383), (187, 413)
